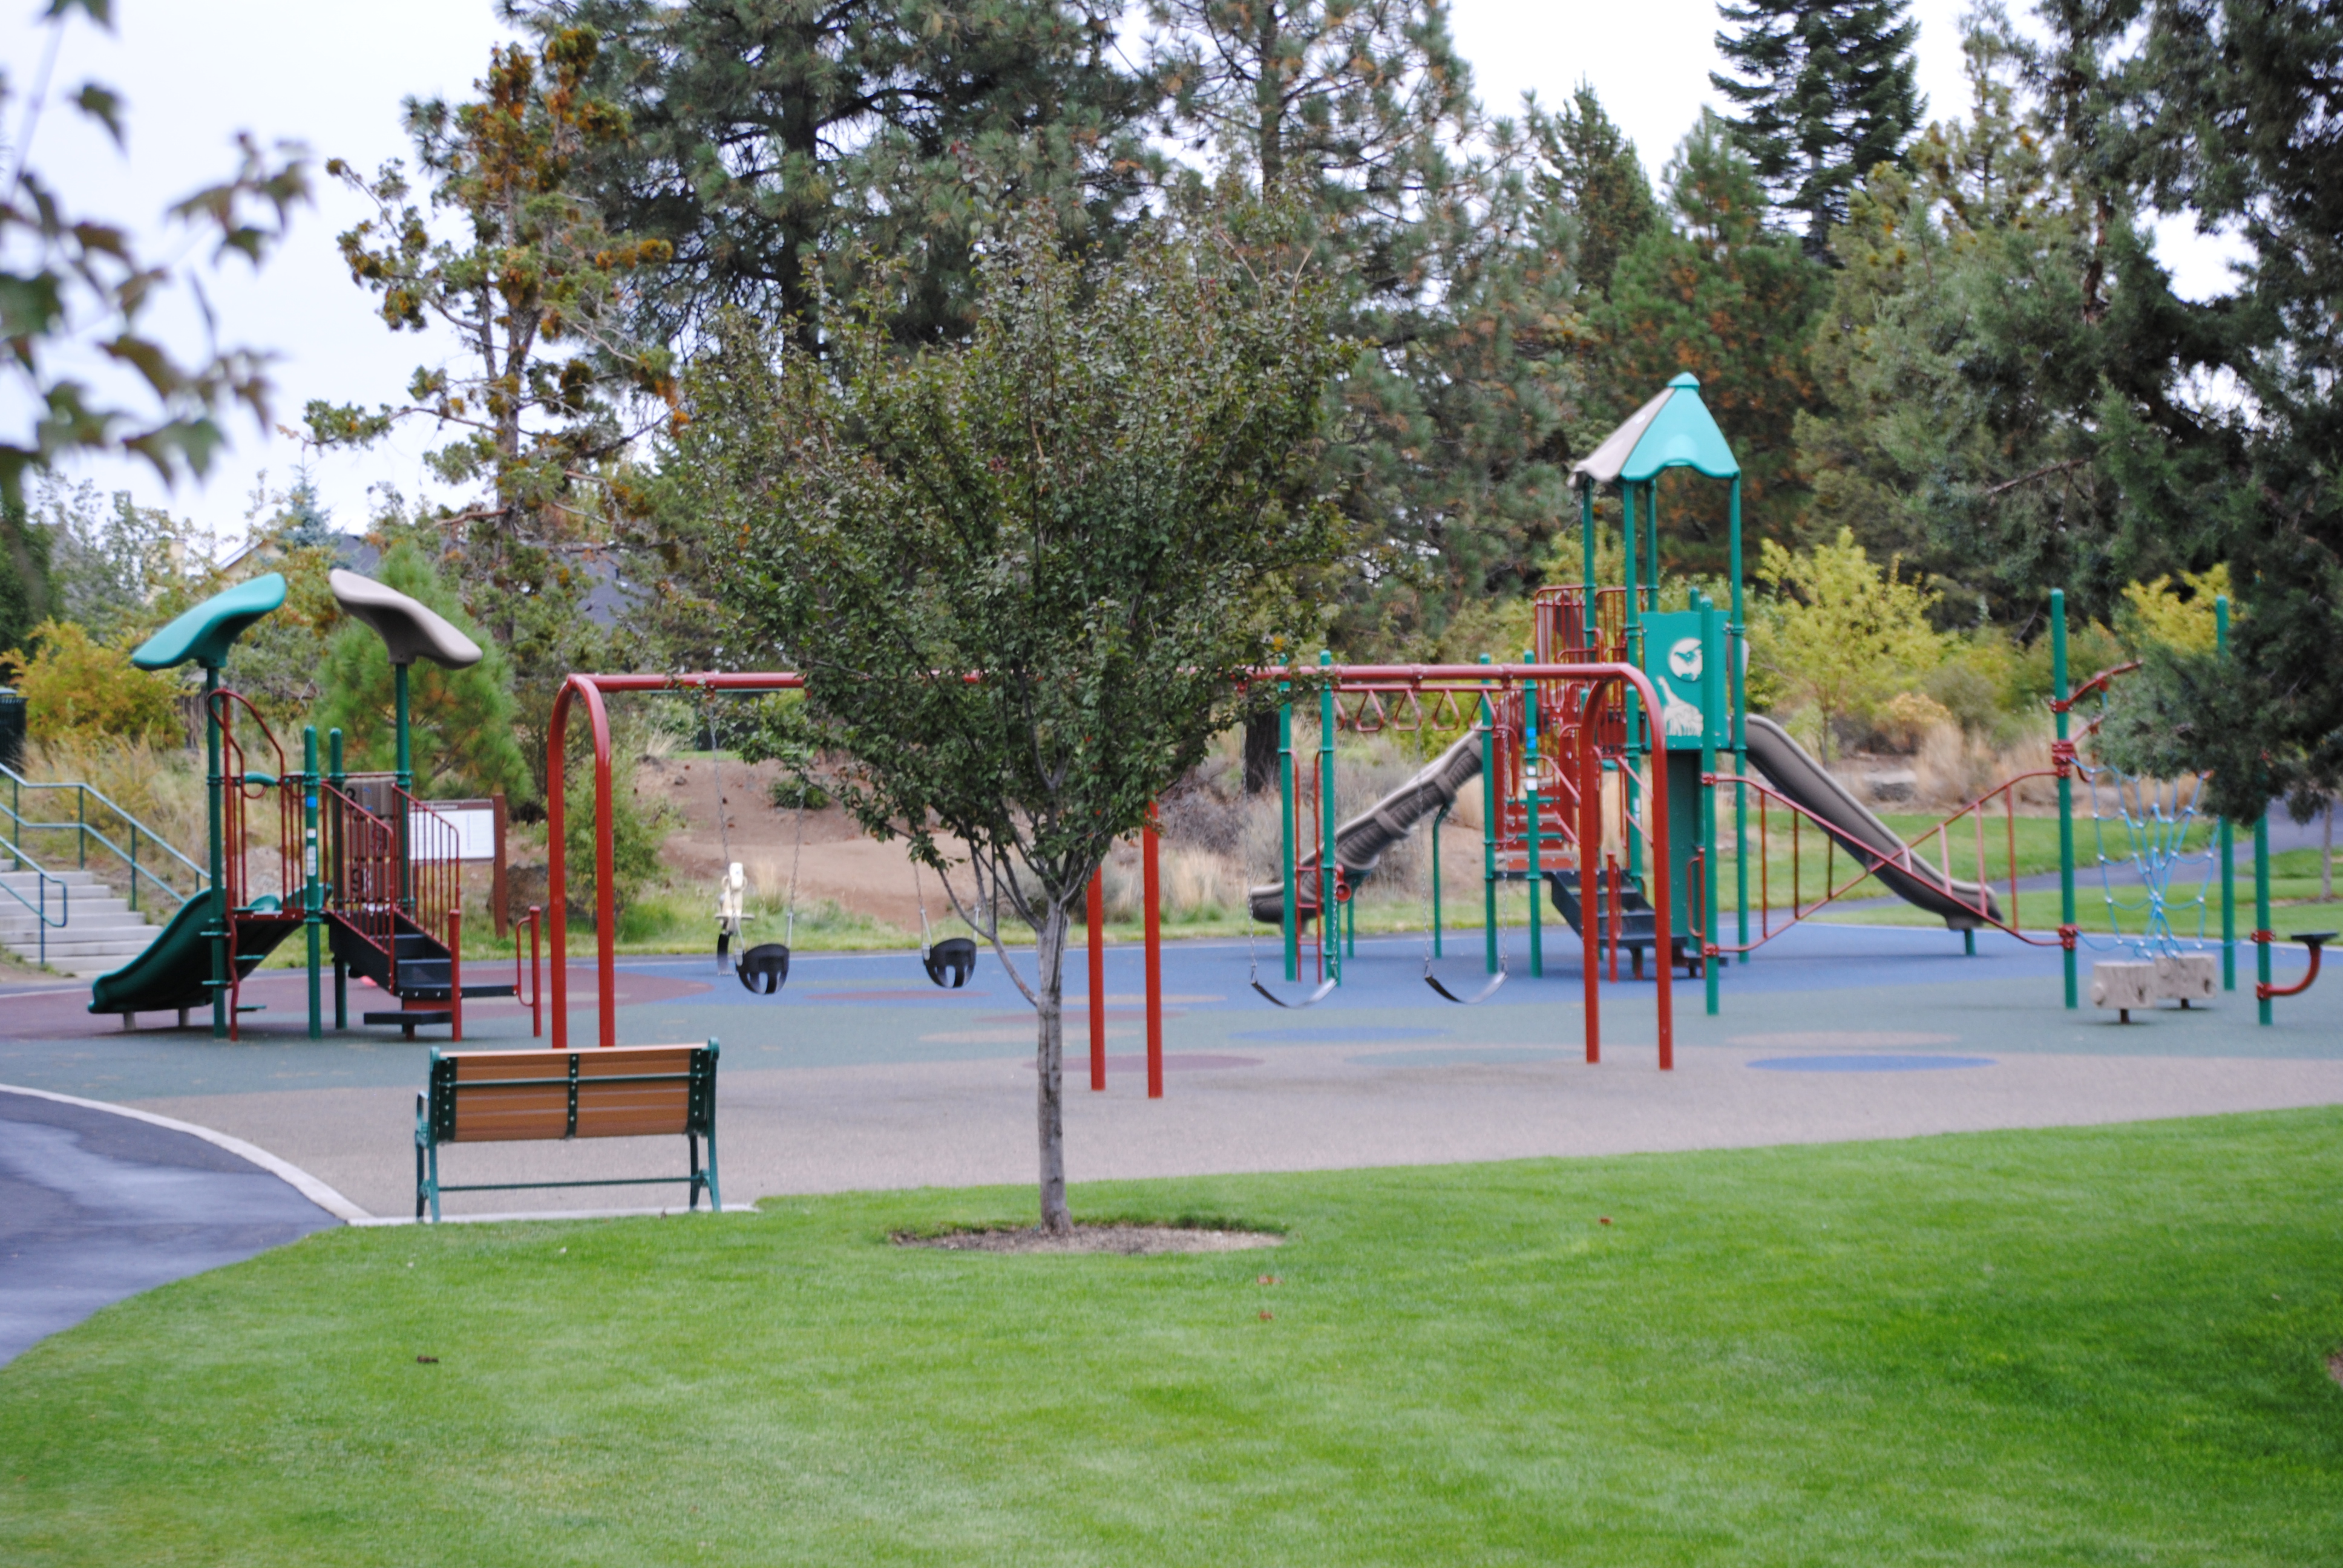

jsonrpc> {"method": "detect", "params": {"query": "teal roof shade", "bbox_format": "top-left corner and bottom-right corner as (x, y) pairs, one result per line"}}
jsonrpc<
(131, 573), (287, 670)
(1571, 373), (1741, 487)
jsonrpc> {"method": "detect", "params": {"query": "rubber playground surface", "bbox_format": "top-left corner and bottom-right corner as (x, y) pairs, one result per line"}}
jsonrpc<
(2, 921), (2336, 1230)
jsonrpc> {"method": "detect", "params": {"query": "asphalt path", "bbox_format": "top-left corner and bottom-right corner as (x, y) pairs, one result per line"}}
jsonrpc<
(0, 1089), (338, 1365)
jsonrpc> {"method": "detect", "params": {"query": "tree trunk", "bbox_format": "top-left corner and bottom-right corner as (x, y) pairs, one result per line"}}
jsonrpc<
(1243, 711), (1279, 794)
(1034, 898), (1071, 1233)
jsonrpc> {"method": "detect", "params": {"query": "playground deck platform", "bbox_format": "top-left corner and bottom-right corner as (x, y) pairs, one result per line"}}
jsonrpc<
(2, 923), (2336, 1222)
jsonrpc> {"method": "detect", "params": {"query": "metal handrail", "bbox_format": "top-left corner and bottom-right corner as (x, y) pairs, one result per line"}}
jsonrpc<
(0, 829), (70, 967)
(1, 762), (208, 913)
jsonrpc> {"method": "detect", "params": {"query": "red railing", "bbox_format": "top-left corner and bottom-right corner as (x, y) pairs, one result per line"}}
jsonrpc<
(1703, 766), (2065, 952)
(317, 774), (462, 966)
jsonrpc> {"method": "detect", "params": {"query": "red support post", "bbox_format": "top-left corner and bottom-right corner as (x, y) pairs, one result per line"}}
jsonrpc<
(527, 904), (543, 1040)
(448, 908), (463, 1042)
(1579, 718), (1602, 1064)
(1144, 804), (1164, 1100)
(1086, 866), (1107, 1091)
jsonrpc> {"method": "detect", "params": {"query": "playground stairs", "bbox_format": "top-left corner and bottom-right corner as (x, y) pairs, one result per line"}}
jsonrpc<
(329, 913), (516, 1038)
(1544, 867), (1683, 976)
(0, 869), (165, 976)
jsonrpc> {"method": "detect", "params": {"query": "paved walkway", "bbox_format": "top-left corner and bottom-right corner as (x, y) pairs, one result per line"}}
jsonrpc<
(0, 1089), (337, 1364)
(2, 924), (2334, 1222)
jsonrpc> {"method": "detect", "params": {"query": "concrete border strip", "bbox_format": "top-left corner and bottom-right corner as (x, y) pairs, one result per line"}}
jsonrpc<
(0, 1082), (371, 1223)
(351, 1205), (758, 1227)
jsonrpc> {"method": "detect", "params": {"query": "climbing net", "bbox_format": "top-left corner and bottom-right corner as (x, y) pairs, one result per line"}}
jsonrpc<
(2074, 750), (2222, 956)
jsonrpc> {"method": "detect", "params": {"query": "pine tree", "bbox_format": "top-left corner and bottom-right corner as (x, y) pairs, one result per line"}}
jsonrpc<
(1592, 116), (1828, 570)
(511, 0), (1156, 352)
(1524, 84), (1657, 298)
(1711, 0), (1922, 255)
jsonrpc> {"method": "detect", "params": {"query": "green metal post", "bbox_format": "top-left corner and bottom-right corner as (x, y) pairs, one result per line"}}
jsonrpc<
(2216, 597), (2235, 991)
(1702, 592), (1722, 1015)
(205, 664), (227, 1038)
(1431, 803), (1447, 958)
(1579, 483), (1596, 603)
(2255, 809), (2273, 1026)
(1319, 650), (1339, 986)
(1279, 694), (1297, 982)
(1619, 484), (1643, 879)
(1643, 482), (1660, 613)
(304, 725), (322, 1039)
(1480, 655), (1498, 975)
(1524, 654), (1542, 979)
(2053, 590), (2077, 1008)
(329, 727), (347, 1030)
(1729, 477), (1748, 961)
(394, 662), (413, 914)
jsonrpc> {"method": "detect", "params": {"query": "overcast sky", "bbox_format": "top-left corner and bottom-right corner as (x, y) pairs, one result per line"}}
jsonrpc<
(3, 0), (2233, 551)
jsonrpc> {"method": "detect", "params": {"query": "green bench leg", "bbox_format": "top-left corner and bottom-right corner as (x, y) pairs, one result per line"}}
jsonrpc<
(691, 1125), (721, 1212)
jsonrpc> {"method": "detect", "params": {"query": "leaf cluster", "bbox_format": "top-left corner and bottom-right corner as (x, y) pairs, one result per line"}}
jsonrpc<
(676, 204), (1349, 960)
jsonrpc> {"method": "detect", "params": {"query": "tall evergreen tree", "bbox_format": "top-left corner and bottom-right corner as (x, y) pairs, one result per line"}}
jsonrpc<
(2091, 0), (2343, 818)
(1147, 1), (1589, 657)
(1711, 0), (1922, 255)
(1592, 115), (1828, 569)
(511, 0), (1156, 353)
(1524, 84), (1658, 299)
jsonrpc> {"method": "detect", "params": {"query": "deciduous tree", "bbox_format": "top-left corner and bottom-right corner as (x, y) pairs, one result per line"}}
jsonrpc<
(678, 207), (1347, 1230)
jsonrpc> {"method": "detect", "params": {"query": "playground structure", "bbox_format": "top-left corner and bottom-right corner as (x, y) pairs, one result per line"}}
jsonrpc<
(82, 570), (538, 1040)
(524, 375), (2321, 1094)
(55, 376), (2322, 1053)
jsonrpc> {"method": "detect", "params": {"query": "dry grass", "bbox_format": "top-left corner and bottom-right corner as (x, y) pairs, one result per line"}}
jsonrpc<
(11, 737), (209, 897)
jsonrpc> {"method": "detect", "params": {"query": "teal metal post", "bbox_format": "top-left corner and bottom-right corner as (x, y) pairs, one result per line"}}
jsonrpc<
(1643, 482), (1660, 612)
(1480, 655), (1498, 975)
(1579, 483), (1596, 603)
(2216, 597), (2236, 990)
(1279, 694), (1297, 982)
(1702, 592), (1723, 1015)
(1524, 655), (1542, 978)
(303, 725), (322, 1039)
(1619, 485), (1643, 878)
(1729, 477), (1748, 961)
(2255, 808), (2273, 1026)
(329, 727), (347, 1030)
(1319, 650), (1339, 986)
(1431, 803), (1447, 958)
(2053, 590), (2078, 1008)
(394, 662), (413, 913)
(205, 664), (226, 1039)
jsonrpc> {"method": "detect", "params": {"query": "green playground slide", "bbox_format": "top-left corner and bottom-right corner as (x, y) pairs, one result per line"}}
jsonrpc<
(87, 897), (292, 1017)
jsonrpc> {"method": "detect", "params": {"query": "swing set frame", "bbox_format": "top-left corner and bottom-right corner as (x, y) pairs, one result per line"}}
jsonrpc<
(545, 662), (1679, 1084)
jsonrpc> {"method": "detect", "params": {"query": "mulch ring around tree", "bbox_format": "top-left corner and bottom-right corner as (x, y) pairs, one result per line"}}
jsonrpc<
(892, 1224), (1282, 1256)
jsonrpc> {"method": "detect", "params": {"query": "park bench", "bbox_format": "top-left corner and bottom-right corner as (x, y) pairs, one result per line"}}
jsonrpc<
(414, 1040), (721, 1221)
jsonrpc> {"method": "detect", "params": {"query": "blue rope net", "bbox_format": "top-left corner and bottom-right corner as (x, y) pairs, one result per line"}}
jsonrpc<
(2074, 745), (2220, 956)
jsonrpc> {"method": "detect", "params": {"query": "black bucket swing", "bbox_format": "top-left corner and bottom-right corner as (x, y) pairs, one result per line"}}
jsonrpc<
(1421, 803), (1506, 1005)
(726, 702), (808, 997)
(1248, 844), (1337, 1009)
(913, 862), (978, 988)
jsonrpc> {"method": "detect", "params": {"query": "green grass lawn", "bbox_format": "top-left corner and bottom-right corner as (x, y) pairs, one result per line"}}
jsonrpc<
(5, 1112), (2342, 1564)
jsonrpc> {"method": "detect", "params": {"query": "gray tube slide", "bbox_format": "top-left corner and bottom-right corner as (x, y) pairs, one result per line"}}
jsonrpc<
(1741, 713), (2001, 929)
(1248, 731), (1482, 924)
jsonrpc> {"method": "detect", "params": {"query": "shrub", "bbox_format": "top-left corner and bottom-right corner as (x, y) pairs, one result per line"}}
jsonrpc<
(4, 619), (182, 748)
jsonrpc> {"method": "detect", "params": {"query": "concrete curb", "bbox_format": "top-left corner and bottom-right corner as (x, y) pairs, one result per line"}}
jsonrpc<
(0, 1083), (372, 1224)
(352, 1205), (759, 1227)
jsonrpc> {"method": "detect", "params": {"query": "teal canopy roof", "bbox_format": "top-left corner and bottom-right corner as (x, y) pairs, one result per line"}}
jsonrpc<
(1572, 373), (1741, 488)
(131, 573), (286, 670)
